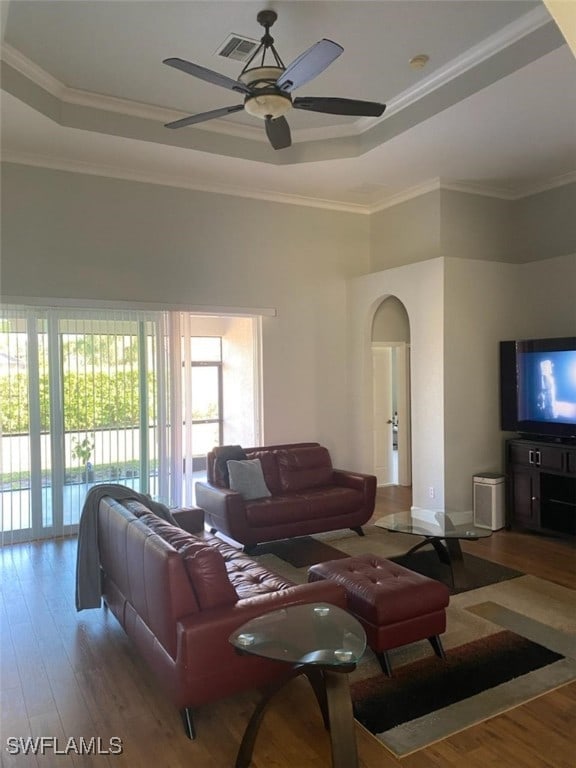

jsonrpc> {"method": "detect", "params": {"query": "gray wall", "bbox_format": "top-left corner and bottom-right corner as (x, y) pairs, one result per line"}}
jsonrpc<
(441, 190), (513, 262)
(370, 183), (576, 269)
(513, 183), (576, 263)
(0, 162), (371, 466)
(369, 190), (441, 272)
(2, 160), (575, 508)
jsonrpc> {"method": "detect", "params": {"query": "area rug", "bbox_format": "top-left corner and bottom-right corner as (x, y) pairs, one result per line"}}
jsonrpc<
(354, 597), (576, 757)
(252, 532), (576, 756)
(253, 535), (347, 568)
(351, 628), (566, 754)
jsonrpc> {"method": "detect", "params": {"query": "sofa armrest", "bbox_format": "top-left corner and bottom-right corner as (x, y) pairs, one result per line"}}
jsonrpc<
(332, 468), (377, 496)
(176, 580), (347, 666)
(170, 506), (205, 534)
(195, 481), (249, 540)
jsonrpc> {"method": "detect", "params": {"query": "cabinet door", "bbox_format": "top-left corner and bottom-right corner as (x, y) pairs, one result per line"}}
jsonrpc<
(565, 449), (576, 475)
(536, 445), (565, 472)
(509, 442), (533, 467)
(509, 442), (564, 472)
(510, 468), (539, 529)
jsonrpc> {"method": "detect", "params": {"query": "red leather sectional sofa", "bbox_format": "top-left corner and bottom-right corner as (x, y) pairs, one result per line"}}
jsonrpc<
(196, 442), (377, 550)
(96, 495), (346, 739)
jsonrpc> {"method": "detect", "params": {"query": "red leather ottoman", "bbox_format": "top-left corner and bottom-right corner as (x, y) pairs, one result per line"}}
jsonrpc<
(308, 553), (450, 675)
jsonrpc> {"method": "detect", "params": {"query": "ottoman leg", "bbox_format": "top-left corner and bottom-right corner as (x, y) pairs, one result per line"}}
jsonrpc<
(428, 635), (447, 660)
(376, 650), (392, 677)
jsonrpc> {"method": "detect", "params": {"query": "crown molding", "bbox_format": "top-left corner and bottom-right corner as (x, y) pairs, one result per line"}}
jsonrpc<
(0, 5), (552, 144)
(0, 295), (277, 317)
(441, 171), (576, 201)
(2, 150), (371, 214)
(5, 149), (575, 214)
(368, 179), (442, 213)
(516, 170), (576, 199)
(441, 180), (517, 200)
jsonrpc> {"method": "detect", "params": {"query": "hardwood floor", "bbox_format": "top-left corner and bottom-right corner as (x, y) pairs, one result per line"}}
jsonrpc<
(0, 486), (574, 767)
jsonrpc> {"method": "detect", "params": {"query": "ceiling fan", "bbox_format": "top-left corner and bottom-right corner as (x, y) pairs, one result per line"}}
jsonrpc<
(163, 9), (386, 150)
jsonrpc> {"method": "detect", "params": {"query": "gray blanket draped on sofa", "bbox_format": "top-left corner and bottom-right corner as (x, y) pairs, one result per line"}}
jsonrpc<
(75, 483), (176, 611)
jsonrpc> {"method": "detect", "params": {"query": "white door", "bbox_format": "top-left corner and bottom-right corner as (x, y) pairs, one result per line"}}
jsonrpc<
(395, 342), (412, 487)
(372, 342), (412, 487)
(372, 346), (394, 485)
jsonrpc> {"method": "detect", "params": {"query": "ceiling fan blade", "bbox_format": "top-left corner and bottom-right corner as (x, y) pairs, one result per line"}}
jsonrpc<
(265, 116), (292, 150)
(165, 104), (245, 129)
(276, 39), (343, 93)
(293, 97), (386, 117)
(163, 57), (252, 94)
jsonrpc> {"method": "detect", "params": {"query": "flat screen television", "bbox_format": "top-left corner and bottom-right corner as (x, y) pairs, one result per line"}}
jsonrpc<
(500, 336), (576, 441)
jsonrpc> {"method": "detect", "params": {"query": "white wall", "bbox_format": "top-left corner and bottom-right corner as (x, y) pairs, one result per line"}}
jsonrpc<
(1, 162), (371, 466)
(371, 296), (410, 342)
(349, 258), (445, 510)
(443, 258), (526, 510)
(352, 253), (576, 514)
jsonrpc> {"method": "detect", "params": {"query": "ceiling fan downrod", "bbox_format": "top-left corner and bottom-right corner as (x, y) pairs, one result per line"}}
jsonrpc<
(241, 9), (285, 73)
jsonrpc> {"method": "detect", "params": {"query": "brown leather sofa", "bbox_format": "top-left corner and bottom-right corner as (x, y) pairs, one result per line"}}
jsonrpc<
(96, 495), (346, 739)
(195, 442), (377, 550)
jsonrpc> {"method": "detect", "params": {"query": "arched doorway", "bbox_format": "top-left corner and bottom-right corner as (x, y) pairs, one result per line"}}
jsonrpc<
(371, 296), (411, 487)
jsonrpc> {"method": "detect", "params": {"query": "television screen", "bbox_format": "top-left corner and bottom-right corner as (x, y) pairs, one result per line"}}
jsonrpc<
(500, 337), (576, 440)
(517, 350), (576, 424)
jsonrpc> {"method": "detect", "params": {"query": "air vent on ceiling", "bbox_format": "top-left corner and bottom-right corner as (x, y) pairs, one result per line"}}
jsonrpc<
(216, 34), (260, 62)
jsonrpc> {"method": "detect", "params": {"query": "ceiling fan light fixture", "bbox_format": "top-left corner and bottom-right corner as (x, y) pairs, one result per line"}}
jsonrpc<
(244, 92), (292, 119)
(240, 66), (292, 119)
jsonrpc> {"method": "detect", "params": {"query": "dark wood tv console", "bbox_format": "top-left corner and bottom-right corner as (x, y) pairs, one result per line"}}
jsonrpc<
(505, 438), (576, 537)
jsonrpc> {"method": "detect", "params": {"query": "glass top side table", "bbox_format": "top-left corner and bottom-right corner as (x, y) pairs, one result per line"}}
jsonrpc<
(229, 602), (366, 768)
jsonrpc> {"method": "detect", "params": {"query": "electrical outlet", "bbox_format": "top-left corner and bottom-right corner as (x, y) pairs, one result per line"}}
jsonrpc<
(428, 486), (435, 499)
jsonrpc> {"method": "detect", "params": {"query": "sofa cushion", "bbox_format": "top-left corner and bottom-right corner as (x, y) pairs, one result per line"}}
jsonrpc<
(305, 487), (366, 519)
(245, 450), (282, 494)
(276, 446), (333, 492)
(228, 459), (272, 500)
(136, 512), (202, 550)
(180, 542), (239, 610)
(137, 513), (238, 610)
(245, 495), (310, 527)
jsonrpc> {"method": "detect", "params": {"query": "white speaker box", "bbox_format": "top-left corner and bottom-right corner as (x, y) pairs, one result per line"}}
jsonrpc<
(473, 473), (505, 530)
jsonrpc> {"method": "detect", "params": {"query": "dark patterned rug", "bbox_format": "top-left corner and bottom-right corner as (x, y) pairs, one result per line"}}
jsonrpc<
(390, 550), (523, 594)
(351, 629), (565, 755)
(253, 535), (347, 568)
(254, 534), (523, 593)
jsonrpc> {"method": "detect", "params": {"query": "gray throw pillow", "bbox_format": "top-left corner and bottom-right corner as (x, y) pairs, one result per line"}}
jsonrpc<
(227, 459), (272, 501)
(214, 444), (248, 486)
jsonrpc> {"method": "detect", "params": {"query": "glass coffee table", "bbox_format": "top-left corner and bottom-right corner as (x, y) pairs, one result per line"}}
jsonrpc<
(375, 511), (493, 589)
(229, 602), (366, 768)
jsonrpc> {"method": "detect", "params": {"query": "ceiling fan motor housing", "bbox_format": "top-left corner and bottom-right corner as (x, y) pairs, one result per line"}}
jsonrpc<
(239, 66), (292, 119)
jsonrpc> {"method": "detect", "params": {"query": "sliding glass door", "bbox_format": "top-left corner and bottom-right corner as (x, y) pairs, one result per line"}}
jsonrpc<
(0, 307), (167, 544)
(1, 306), (262, 543)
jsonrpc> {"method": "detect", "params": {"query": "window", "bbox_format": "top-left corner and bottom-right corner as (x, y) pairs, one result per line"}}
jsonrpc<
(0, 306), (262, 543)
